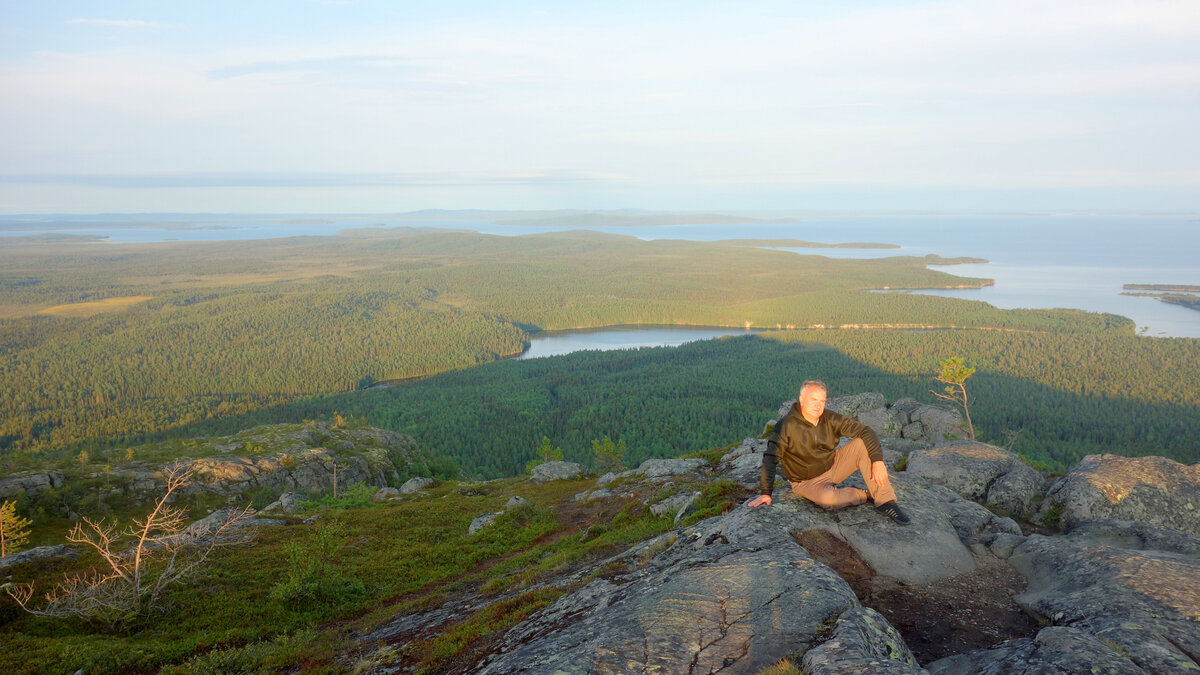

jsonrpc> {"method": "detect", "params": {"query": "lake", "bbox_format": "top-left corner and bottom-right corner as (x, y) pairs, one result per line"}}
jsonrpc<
(517, 326), (756, 359)
(3, 212), (1198, 337)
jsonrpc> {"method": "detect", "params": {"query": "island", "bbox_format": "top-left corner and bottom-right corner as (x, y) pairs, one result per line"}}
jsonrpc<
(1122, 284), (1200, 312)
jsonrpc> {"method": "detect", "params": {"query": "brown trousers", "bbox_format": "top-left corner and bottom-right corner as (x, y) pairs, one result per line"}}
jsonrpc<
(789, 438), (897, 509)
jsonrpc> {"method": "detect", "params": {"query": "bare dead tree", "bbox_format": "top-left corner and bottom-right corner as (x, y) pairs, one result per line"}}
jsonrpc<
(4, 464), (255, 626)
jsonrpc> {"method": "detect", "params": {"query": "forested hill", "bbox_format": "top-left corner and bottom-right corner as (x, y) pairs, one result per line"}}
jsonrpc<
(1, 227), (989, 462)
(1, 227), (1195, 479)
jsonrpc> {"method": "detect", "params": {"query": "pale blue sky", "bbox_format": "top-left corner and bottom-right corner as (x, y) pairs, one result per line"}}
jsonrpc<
(1, 0), (1198, 213)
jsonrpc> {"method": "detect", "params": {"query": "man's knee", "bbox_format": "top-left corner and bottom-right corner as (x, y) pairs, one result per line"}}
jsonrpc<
(803, 490), (843, 509)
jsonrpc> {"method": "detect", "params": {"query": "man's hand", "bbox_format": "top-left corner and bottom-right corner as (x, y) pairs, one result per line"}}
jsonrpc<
(870, 460), (890, 490)
(747, 494), (772, 508)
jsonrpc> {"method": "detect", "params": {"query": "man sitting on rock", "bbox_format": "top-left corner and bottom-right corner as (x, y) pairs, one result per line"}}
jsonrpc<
(747, 380), (910, 524)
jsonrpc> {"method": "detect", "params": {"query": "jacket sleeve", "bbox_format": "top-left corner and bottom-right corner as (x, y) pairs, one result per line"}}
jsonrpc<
(760, 420), (783, 495)
(831, 413), (884, 462)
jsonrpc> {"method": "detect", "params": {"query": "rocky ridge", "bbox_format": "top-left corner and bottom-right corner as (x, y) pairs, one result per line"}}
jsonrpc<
(364, 393), (1200, 674)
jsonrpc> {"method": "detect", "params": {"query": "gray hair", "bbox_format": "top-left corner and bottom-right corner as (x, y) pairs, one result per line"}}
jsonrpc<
(800, 380), (827, 397)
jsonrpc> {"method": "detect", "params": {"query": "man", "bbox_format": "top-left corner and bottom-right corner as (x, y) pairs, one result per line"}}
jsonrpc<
(747, 380), (910, 524)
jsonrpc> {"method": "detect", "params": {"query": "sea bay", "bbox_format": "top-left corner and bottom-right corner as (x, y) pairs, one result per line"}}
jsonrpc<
(3, 212), (1197, 337)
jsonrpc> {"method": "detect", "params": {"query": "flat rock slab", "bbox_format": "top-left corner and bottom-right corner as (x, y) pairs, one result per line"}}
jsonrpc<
(768, 475), (981, 585)
(1007, 520), (1200, 674)
(479, 502), (860, 674)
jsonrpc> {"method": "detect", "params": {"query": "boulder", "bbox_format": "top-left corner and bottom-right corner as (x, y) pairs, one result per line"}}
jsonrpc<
(278, 491), (303, 512)
(398, 476), (434, 494)
(529, 461), (585, 484)
(907, 404), (970, 445)
(1038, 454), (1200, 537)
(927, 626), (1145, 675)
(720, 438), (768, 489)
(649, 491), (701, 525)
(906, 442), (1045, 519)
(505, 496), (530, 510)
(478, 498), (864, 674)
(469, 512), (501, 534)
(826, 392), (888, 419)
(372, 487), (402, 502)
(1006, 519), (1200, 673)
(632, 458), (707, 480)
(0, 470), (65, 500)
(0, 544), (77, 572)
(768, 475), (982, 585)
(263, 491), (306, 512)
(595, 458), (707, 489)
(802, 607), (926, 675)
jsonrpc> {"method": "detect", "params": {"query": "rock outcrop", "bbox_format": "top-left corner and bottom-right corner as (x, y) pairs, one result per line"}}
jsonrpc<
(91, 423), (426, 504)
(0, 544), (77, 572)
(907, 442), (1045, 519)
(0, 470), (65, 500)
(479, 501), (872, 673)
(468, 396), (1200, 673)
(529, 460), (585, 483)
(1038, 454), (1200, 537)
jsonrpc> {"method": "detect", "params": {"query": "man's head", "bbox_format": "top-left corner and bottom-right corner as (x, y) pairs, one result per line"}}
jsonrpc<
(798, 380), (827, 424)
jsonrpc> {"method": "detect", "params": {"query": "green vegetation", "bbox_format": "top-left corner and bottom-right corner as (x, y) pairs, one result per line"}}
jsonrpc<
(0, 474), (682, 674)
(3, 227), (1015, 464)
(1123, 284), (1200, 292)
(0, 500), (32, 556)
(175, 328), (1200, 477)
(933, 356), (977, 440)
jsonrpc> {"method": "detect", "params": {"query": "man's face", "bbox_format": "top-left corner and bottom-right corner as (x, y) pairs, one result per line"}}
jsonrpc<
(799, 386), (826, 423)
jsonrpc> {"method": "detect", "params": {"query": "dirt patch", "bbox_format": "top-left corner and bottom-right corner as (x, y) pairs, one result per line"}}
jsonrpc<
(794, 529), (1039, 666)
(37, 295), (154, 317)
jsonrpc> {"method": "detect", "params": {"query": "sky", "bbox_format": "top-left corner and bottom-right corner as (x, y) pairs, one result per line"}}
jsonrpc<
(1, 0), (1198, 214)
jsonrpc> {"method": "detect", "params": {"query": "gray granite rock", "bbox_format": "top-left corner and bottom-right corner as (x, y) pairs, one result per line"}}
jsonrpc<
(478, 500), (862, 674)
(1038, 454), (1200, 537)
(505, 495), (530, 510)
(908, 404), (970, 445)
(927, 625), (1145, 675)
(766, 475), (979, 585)
(907, 441), (1044, 519)
(802, 607), (927, 675)
(371, 487), (402, 502)
(398, 476), (434, 494)
(0, 470), (65, 500)
(1007, 520), (1200, 673)
(0, 544), (77, 572)
(720, 438), (769, 488)
(529, 461), (585, 484)
(826, 392), (888, 419)
(633, 458), (707, 480)
(277, 491), (303, 512)
(468, 512), (501, 535)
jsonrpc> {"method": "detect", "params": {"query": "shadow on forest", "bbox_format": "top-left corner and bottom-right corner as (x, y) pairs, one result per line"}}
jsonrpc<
(132, 335), (1199, 478)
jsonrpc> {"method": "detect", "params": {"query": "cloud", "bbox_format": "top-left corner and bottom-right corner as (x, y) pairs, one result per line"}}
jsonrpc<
(208, 55), (411, 80)
(68, 19), (165, 29)
(0, 171), (616, 189)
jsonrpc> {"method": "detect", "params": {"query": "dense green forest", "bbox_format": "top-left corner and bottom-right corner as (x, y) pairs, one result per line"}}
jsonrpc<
(2, 227), (1197, 478)
(1, 228), (1003, 463)
(174, 331), (1200, 478)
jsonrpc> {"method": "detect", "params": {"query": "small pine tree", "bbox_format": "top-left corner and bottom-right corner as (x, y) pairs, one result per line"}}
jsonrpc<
(932, 356), (976, 440)
(536, 437), (564, 463)
(592, 436), (627, 474)
(0, 500), (32, 557)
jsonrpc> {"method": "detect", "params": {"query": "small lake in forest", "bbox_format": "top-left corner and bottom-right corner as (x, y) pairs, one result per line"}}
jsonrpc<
(516, 325), (758, 359)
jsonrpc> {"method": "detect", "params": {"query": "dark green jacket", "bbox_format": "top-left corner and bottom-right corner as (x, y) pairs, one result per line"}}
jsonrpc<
(759, 405), (883, 494)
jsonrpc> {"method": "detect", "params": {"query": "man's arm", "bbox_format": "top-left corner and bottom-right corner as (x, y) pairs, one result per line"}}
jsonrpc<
(830, 413), (884, 463)
(749, 420), (784, 508)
